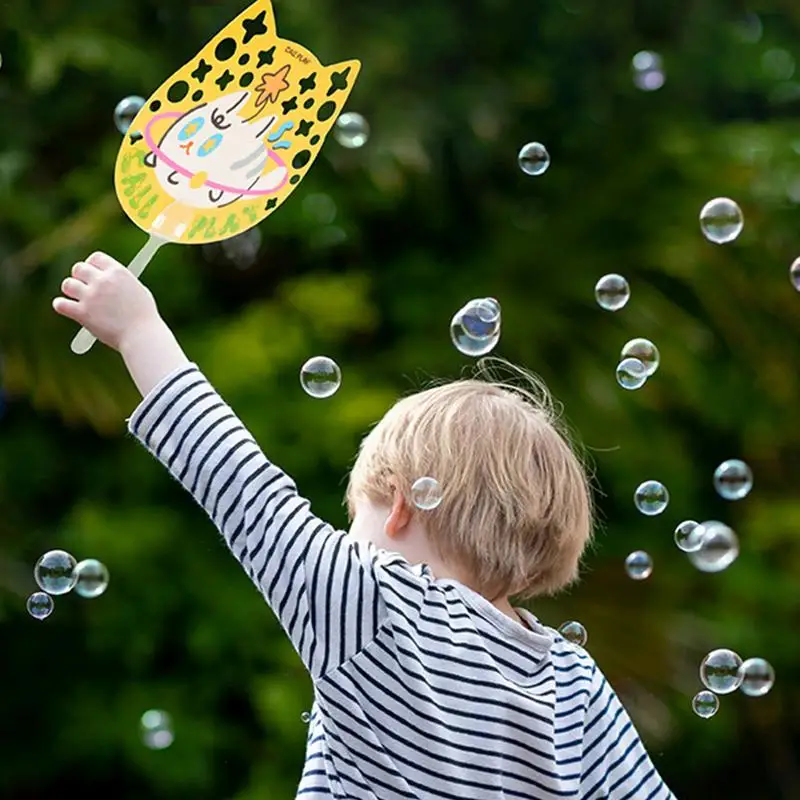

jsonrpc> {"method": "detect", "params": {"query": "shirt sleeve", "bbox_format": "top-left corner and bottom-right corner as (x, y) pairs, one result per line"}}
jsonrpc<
(127, 363), (386, 680)
(580, 665), (676, 799)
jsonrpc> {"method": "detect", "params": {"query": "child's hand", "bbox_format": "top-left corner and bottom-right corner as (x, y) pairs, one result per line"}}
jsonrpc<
(53, 252), (160, 352)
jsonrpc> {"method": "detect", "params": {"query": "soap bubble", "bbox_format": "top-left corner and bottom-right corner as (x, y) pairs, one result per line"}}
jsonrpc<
(688, 521), (739, 573)
(632, 51), (665, 91)
(674, 520), (703, 553)
(620, 338), (660, 376)
(625, 550), (653, 580)
(692, 690), (719, 719)
(713, 459), (753, 500)
(699, 198), (744, 244)
(140, 710), (174, 750)
(634, 480), (669, 516)
(114, 95), (145, 134)
(461, 298), (501, 339)
(34, 550), (77, 595)
(791, 258), (800, 291)
(334, 112), (370, 149)
(739, 658), (775, 697)
(558, 620), (587, 647)
(595, 274), (630, 311)
(616, 357), (647, 390)
(27, 592), (54, 620)
(300, 357), (342, 399)
(74, 559), (110, 599)
(700, 649), (743, 694)
(220, 228), (262, 269)
(450, 302), (501, 356)
(411, 477), (442, 510)
(518, 142), (550, 176)
(301, 711), (312, 723)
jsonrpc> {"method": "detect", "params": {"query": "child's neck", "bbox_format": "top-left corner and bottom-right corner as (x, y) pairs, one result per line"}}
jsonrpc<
(426, 561), (528, 630)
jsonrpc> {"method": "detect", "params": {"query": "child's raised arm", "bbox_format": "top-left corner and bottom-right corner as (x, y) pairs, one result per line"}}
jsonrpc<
(54, 252), (390, 679)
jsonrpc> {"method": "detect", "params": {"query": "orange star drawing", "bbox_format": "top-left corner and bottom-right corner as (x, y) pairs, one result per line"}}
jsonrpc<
(254, 64), (291, 107)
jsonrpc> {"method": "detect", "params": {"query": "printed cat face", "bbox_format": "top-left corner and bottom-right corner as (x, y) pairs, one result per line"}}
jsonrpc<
(143, 91), (288, 209)
(114, 0), (360, 245)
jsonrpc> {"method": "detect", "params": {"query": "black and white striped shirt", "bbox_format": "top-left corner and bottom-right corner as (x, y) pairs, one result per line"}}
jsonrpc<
(129, 364), (675, 800)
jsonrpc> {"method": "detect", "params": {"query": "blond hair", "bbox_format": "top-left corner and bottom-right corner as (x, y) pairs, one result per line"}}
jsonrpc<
(346, 360), (594, 601)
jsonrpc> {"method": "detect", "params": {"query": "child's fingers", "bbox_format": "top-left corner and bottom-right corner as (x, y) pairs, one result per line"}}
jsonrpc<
(71, 261), (103, 283)
(52, 296), (83, 322)
(61, 277), (86, 300)
(86, 251), (115, 270)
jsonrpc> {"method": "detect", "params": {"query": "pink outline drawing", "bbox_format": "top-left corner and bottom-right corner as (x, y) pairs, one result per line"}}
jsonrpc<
(143, 111), (289, 197)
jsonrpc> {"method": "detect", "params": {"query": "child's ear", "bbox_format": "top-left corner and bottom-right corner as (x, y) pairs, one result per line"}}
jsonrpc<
(384, 488), (413, 539)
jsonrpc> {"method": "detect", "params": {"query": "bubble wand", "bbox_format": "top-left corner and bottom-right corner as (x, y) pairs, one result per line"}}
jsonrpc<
(70, 0), (361, 354)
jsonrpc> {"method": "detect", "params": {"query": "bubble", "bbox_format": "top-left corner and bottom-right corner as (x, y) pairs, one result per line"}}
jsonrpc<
(790, 258), (800, 291)
(558, 621), (587, 647)
(674, 520), (703, 553)
(334, 112), (370, 149)
(300, 356), (342, 399)
(220, 228), (261, 269)
(616, 357), (647, 390)
(74, 559), (110, 599)
(687, 521), (739, 573)
(460, 297), (501, 340)
(114, 96), (146, 134)
(450, 303), (501, 356)
(620, 338), (660, 376)
(739, 657), (775, 697)
(301, 711), (311, 723)
(634, 480), (669, 516)
(632, 51), (665, 91)
(700, 649), (743, 694)
(713, 459), (753, 500)
(518, 142), (550, 176)
(594, 274), (630, 311)
(34, 550), (77, 595)
(27, 592), (54, 620)
(625, 550), (653, 580)
(692, 690), (719, 719)
(303, 193), (337, 225)
(140, 709), (174, 750)
(411, 477), (442, 511)
(699, 198), (744, 244)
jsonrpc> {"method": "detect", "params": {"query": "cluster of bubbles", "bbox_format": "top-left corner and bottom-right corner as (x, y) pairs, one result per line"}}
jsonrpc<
(632, 51), (665, 92)
(140, 709), (174, 749)
(334, 112), (370, 149)
(692, 649), (775, 718)
(451, 297), (502, 357)
(27, 550), (109, 619)
(99, 66), (787, 735)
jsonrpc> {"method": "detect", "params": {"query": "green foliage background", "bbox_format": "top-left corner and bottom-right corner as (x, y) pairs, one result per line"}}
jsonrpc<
(2, 0), (800, 797)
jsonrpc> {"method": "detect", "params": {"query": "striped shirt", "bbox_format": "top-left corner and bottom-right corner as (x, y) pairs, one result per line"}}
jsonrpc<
(129, 364), (675, 800)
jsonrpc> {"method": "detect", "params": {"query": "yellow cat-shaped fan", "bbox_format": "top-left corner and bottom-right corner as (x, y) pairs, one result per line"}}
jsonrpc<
(71, 0), (361, 354)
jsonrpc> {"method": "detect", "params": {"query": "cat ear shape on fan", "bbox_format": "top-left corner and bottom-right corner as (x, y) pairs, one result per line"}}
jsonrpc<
(114, 0), (361, 245)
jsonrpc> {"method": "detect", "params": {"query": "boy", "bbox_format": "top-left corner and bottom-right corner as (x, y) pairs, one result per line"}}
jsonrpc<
(54, 252), (675, 799)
